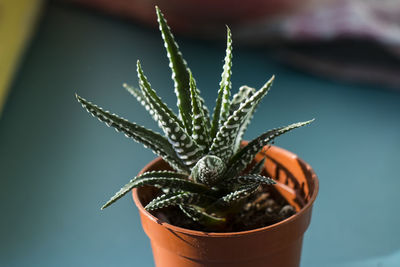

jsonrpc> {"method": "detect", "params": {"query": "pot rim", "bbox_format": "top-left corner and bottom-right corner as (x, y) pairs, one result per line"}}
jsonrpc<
(132, 145), (318, 237)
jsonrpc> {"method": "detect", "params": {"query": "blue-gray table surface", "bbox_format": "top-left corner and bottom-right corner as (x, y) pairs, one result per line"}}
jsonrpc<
(1, 3), (400, 267)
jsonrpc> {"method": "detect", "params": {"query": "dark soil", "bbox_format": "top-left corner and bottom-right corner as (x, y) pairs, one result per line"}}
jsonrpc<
(150, 185), (296, 233)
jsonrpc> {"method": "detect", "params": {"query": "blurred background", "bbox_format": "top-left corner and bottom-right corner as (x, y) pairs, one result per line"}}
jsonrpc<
(1, 0), (399, 266)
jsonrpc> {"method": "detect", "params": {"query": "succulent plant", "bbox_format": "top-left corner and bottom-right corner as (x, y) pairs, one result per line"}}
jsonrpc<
(76, 7), (313, 230)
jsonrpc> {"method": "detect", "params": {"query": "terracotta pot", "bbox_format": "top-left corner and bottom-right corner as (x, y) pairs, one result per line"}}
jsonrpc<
(132, 145), (318, 267)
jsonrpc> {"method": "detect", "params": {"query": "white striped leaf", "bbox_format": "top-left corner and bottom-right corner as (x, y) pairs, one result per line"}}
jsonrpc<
(179, 205), (226, 225)
(136, 61), (184, 129)
(210, 76), (274, 162)
(145, 192), (215, 211)
(123, 83), (160, 124)
(225, 120), (314, 179)
(137, 61), (203, 168)
(229, 85), (256, 153)
(210, 183), (260, 209)
(156, 7), (193, 134)
(76, 94), (188, 173)
(229, 85), (256, 116)
(189, 71), (211, 150)
(249, 156), (266, 175)
(235, 174), (275, 185)
(210, 27), (233, 139)
(101, 171), (209, 209)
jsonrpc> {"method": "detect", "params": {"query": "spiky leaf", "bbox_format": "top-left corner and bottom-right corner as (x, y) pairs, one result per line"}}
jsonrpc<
(210, 76), (274, 161)
(229, 85), (256, 116)
(221, 174), (274, 192)
(189, 72), (211, 149)
(249, 156), (266, 175)
(145, 192), (215, 211)
(123, 83), (160, 123)
(156, 7), (193, 134)
(209, 183), (260, 210)
(226, 120), (314, 179)
(210, 27), (233, 139)
(179, 205), (226, 225)
(136, 61), (203, 168)
(230, 86), (257, 153)
(235, 174), (276, 185)
(76, 94), (188, 172)
(102, 171), (210, 209)
(136, 61), (184, 129)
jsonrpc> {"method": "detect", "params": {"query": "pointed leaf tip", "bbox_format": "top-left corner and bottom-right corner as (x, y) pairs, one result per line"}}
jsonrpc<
(155, 6), (164, 20)
(155, 6), (193, 134)
(101, 202), (108, 210)
(266, 75), (275, 85)
(300, 118), (315, 126)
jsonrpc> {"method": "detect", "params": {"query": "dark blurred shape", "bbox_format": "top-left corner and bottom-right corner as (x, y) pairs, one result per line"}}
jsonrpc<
(276, 40), (400, 89)
(252, 0), (400, 89)
(71, 0), (400, 88)
(71, 0), (314, 38)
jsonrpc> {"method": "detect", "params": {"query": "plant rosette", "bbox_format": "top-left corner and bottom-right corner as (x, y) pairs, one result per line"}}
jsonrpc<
(76, 6), (318, 267)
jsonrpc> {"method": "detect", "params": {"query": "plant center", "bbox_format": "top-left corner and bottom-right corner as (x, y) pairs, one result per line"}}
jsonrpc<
(191, 155), (226, 186)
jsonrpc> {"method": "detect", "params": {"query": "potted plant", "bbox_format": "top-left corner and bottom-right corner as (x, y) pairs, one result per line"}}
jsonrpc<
(76, 7), (318, 267)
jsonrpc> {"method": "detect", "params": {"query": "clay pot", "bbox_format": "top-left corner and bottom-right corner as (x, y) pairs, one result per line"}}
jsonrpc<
(132, 145), (318, 267)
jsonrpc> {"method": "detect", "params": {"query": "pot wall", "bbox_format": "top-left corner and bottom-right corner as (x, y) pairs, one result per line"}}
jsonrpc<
(150, 236), (304, 267)
(132, 145), (318, 267)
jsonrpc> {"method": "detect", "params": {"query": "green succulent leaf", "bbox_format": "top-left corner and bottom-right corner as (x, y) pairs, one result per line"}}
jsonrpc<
(235, 174), (276, 185)
(102, 171), (209, 209)
(179, 205), (226, 225)
(76, 94), (188, 173)
(210, 76), (275, 162)
(200, 98), (211, 130)
(210, 183), (260, 210)
(189, 71), (211, 150)
(156, 6), (193, 134)
(225, 119), (314, 179)
(249, 156), (267, 175)
(210, 27), (233, 140)
(230, 86), (257, 153)
(136, 61), (203, 168)
(136, 61), (184, 128)
(123, 83), (160, 123)
(145, 192), (215, 211)
(229, 85), (256, 116)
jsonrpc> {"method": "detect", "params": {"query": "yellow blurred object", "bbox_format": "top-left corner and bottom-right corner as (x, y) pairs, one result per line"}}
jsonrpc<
(0, 0), (43, 116)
